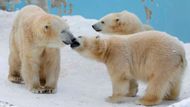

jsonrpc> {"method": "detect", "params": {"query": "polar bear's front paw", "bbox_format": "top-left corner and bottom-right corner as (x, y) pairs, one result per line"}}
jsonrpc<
(30, 87), (46, 94)
(105, 96), (126, 103)
(43, 87), (56, 94)
(135, 97), (161, 106)
(8, 74), (23, 84)
(30, 86), (56, 94)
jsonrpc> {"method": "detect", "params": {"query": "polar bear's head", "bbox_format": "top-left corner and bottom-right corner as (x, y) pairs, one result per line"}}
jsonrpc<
(92, 11), (143, 35)
(70, 35), (108, 62)
(33, 15), (75, 48)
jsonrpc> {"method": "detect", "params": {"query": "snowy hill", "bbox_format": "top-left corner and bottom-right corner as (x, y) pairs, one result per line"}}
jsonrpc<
(0, 10), (189, 107)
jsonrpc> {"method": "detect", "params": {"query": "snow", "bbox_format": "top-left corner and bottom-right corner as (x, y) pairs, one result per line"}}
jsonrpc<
(0, 10), (189, 107)
(0, 100), (16, 107)
(169, 98), (190, 107)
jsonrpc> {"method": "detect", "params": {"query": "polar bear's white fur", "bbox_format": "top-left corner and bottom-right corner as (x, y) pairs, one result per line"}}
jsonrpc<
(8, 5), (75, 94)
(71, 31), (186, 106)
(92, 11), (153, 35)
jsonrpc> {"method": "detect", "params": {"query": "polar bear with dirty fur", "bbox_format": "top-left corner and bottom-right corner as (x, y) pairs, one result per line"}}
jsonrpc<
(92, 11), (153, 35)
(8, 5), (75, 94)
(70, 31), (186, 106)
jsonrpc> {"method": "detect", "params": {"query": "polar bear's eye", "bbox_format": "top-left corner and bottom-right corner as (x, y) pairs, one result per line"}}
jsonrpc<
(101, 21), (105, 24)
(115, 18), (119, 22)
(45, 25), (49, 29)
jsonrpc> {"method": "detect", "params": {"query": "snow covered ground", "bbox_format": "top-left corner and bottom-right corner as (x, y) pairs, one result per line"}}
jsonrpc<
(0, 10), (189, 107)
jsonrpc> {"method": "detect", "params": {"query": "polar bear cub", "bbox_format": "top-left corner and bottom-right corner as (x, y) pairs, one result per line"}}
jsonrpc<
(70, 31), (187, 106)
(92, 10), (153, 35)
(8, 5), (75, 93)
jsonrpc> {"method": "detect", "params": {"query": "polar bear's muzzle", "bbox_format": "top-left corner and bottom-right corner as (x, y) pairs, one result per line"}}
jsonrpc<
(92, 24), (102, 32)
(61, 30), (75, 45)
(70, 38), (80, 48)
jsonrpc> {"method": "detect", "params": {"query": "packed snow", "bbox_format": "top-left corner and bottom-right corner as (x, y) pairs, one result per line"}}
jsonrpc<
(0, 10), (189, 107)
(169, 98), (190, 107)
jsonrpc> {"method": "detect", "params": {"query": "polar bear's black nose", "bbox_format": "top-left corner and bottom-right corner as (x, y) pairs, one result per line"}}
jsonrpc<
(92, 24), (102, 32)
(71, 38), (76, 42)
(70, 38), (80, 48)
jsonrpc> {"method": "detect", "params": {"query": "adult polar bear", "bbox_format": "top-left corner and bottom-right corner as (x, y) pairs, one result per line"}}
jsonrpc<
(92, 11), (153, 35)
(70, 31), (187, 106)
(8, 5), (75, 93)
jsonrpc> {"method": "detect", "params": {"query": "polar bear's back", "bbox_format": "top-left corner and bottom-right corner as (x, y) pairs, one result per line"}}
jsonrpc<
(15, 5), (46, 23)
(127, 31), (186, 75)
(124, 31), (185, 56)
(9, 5), (48, 52)
(127, 31), (183, 48)
(109, 31), (187, 81)
(19, 5), (45, 16)
(11, 5), (46, 35)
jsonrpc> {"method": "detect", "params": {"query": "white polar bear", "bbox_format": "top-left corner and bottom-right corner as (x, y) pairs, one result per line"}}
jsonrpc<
(70, 31), (187, 106)
(92, 11), (153, 35)
(8, 5), (75, 94)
